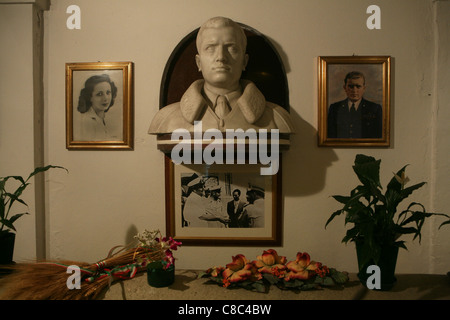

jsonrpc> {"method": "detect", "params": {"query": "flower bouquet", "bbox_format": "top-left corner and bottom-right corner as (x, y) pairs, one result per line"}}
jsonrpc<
(199, 249), (348, 293)
(134, 229), (182, 287)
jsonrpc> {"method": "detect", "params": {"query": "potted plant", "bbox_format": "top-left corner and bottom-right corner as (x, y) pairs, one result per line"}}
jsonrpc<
(134, 229), (182, 287)
(0, 165), (66, 264)
(325, 154), (449, 290)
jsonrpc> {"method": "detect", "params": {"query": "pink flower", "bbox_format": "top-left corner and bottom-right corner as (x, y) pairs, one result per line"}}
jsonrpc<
(163, 250), (175, 269)
(167, 237), (182, 250)
(222, 254), (257, 287)
(284, 252), (320, 281)
(225, 254), (248, 271)
(158, 236), (182, 251)
(206, 266), (225, 278)
(253, 249), (287, 277)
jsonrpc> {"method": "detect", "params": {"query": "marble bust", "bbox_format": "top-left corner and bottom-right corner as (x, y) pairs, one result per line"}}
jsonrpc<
(148, 16), (293, 135)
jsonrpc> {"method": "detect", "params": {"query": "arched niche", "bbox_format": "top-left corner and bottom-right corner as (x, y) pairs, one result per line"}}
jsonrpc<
(160, 23), (289, 112)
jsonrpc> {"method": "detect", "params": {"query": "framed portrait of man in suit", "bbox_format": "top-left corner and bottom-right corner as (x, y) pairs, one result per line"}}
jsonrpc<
(318, 56), (391, 147)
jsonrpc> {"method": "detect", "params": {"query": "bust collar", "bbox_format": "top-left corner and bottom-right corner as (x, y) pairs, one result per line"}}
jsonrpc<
(180, 79), (266, 124)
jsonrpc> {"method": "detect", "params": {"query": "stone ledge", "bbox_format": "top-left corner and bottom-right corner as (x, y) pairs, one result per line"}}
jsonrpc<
(99, 269), (450, 300)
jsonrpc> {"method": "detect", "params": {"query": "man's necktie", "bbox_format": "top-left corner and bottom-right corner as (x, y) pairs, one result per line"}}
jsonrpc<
(215, 95), (230, 119)
(350, 103), (356, 113)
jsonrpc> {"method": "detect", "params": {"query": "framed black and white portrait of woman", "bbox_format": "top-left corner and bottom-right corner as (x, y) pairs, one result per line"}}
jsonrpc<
(65, 62), (134, 150)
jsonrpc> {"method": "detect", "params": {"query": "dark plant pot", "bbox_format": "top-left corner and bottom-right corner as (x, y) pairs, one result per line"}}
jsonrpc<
(356, 242), (399, 291)
(147, 261), (175, 287)
(0, 232), (16, 265)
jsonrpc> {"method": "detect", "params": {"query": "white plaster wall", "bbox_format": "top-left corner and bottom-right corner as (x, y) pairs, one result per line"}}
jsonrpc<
(430, 0), (450, 273)
(38, 0), (449, 274)
(0, 4), (37, 261)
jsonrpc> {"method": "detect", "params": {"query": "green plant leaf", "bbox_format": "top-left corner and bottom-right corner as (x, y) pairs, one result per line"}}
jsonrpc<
(262, 273), (280, 285)
(332, 195), (349, 205)
(300, 283), (318, 291)
(251, 281), (267, 293)
(8, 213), (29, 224)
(387, 165), (408, 192)
(385, 182), (426, 214)
(0, 212), (28, 232)
(354, 154), (377, 165)
(206, 277), (223, 285)
(344, 186), (368, 206)
(283, 279), (305, 289)
(1, 165), (67, 233)
(394, 240), (407, 250)
(4, 191), (29, 209)
(326, 187), (369, 229)
(325, 209), (344, 228)
(396, 205), (432, 243)
(439, 219), (450, 229)
(398, 203), (427, 223)
(0, 202), (4, 220)
(0, 218), (17, 231)
(322, 276), (336, 286)
(394, 225), (418, 236)
(26, 165), (68, 181)
(342, 226), (359, 244)
(353, 155), (381, 188)
(330, 269), (349, 284)
(344, 202), (372, 225)
(1, 176), (26, 186)
(400, 182), (426, 199)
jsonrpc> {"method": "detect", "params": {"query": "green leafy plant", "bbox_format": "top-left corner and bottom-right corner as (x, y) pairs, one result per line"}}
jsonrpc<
(325, 154), (449, 268)
(0, 165), (67, 235)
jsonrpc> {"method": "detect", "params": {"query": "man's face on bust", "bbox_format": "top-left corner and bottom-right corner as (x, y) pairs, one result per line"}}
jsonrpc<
(196, 25), (249, 92)
(343, 77), (366, 102)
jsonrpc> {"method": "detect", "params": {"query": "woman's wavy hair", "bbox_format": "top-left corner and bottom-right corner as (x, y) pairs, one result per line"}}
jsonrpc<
(77, 74), (118, 113)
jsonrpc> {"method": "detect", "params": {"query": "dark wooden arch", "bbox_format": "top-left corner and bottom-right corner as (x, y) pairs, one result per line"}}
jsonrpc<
(159, 23), (289, 112)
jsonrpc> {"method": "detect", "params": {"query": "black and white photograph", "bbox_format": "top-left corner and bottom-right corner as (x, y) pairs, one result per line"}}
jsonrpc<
(180, 172), (266, 229)
(65, 62), (134, 150)
(318, 56), (391, 147)
(165, 157), (282, 246)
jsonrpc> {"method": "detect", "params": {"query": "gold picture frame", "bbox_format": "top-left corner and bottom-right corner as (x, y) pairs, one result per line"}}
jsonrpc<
(65, 62), (134, 150)
(165, 156), (282, 246)
(318, 56), (391, 147)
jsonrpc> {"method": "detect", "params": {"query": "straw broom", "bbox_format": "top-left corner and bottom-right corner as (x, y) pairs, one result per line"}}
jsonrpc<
(0, 244), (165, 300)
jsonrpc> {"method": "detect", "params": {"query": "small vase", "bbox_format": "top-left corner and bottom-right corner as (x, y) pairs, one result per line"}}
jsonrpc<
(356, 242), (399, 291)
(146, 261), (175, 287)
